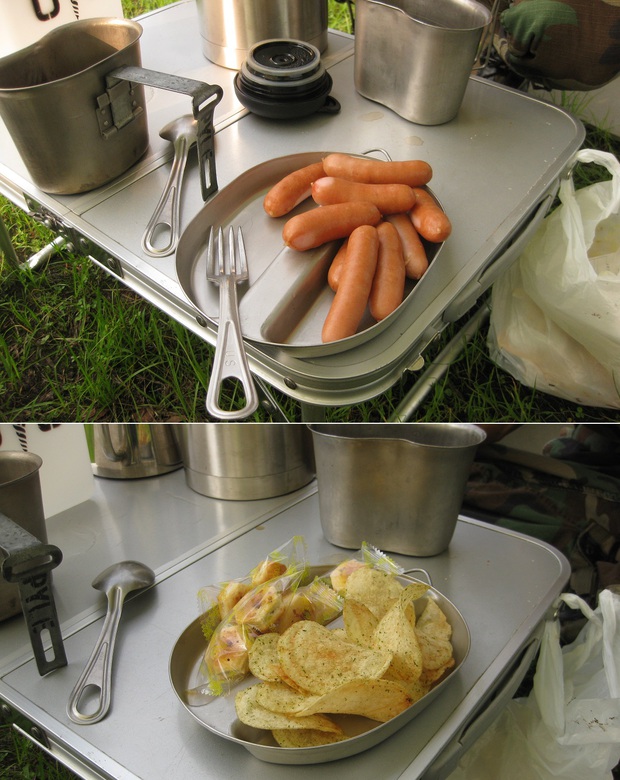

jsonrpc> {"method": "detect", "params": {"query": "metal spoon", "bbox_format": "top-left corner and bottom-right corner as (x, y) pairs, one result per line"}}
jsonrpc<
(67, 560), (155, 725)
(141, 114), (198, 257)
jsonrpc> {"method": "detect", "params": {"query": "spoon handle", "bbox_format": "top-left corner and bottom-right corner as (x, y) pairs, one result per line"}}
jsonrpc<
(141, 134), (193, 257)
(67, 587), (124, 724)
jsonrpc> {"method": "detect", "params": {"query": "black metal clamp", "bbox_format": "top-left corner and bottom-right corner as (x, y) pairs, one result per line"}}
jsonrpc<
(101, 66), (224, 203)
(0, 512), (67, 676)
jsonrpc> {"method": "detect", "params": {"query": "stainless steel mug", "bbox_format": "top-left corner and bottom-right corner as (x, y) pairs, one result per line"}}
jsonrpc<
(354, 0), (491, 125)
(0, 451), (46, 621)
(310, 423), (486, 556)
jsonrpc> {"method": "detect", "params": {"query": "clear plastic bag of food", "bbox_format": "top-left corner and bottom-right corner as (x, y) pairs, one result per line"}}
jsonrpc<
(197, 536), (308, 640)
(327, 541), (405, 594)
(191, 539), (403, 698)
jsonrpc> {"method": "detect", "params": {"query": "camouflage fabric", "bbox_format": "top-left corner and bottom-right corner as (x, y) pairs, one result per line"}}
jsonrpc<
(463, 426), (620, 604)
(478, 0), (620, 90)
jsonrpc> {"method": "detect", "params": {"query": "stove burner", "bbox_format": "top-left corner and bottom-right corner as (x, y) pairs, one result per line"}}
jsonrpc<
(234, 38), (340, 120)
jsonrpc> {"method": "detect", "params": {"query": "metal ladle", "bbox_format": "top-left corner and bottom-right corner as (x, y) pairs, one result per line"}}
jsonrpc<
(141, 114), (198, 257)
(67, 560), (155, 725)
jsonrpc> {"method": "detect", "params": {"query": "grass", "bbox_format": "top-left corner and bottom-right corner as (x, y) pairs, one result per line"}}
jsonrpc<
(0, 723), (73, 780)
(0, 0), (619, 421)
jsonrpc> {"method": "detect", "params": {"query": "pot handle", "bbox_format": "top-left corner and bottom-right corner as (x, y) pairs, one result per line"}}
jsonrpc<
(104, 66), (223, 202)
(0, 511), (67, 676)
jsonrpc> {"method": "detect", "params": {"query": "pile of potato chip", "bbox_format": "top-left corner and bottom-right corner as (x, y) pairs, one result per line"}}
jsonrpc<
(234, 564), (455, 748)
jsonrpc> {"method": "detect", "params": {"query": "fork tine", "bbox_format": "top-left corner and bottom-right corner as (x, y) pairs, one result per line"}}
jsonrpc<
(227, 225), (236, 275)
(217, 226), (225, 275)
(206, 226), (215, 277)
(235, 226), (248, 278)
(206, 225), (249, 281)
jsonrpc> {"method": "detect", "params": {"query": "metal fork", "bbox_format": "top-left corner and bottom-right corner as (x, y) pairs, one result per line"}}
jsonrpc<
(205, 226), (259, 419)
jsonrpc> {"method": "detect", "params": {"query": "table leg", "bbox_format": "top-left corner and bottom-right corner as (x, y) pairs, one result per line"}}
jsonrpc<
(390, 304), (491, 421)
(0, 213), (20, 268)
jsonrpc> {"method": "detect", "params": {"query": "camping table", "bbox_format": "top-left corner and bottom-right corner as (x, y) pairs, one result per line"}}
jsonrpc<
(0, 467), (570, 780)
(0, 1), (585, 419)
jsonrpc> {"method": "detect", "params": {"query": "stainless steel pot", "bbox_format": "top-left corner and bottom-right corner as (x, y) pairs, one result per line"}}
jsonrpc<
(88, 424), (183, 479)
(196, 0), (328, 69)
(0, 451), (46, 621)
(175, 423), (315, 500)
(0, 18), (222, 196)
(0, 18), (147, 194)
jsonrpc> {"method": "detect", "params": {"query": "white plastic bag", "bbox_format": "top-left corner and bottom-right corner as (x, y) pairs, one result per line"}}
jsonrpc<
(448, 589), (620, 780)
(488, 149), (620, 408)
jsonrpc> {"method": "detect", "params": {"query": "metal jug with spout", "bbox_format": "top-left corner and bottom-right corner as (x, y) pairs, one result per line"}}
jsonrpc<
(88, 424), (183, 479)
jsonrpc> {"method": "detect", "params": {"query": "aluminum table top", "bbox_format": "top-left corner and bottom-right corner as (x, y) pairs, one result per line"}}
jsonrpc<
(1, 469), (570, 780)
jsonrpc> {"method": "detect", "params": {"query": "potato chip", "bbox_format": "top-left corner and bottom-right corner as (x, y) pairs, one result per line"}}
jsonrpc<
(415, 598), (453, 670)
(294, 678), (414, 722)
(255, 680), (315, 713)
(278, 620), (392, 694)
(235, 685), (343, 734)
(248, 633), (281, 682)
(254, 677), (413, 723)
(343, 599), (378, 648)
(231, 562), (458, 751)
(343, 566), (404, 620)
(419, 659), (455, 685)
(372, 583), (428, 683)
(391, 675), (431, 702)
(272, 729), (348, 747)
(276, 666), (310, 693)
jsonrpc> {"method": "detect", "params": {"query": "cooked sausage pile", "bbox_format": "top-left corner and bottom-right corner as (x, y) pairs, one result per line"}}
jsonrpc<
(263, 153), (451, 343)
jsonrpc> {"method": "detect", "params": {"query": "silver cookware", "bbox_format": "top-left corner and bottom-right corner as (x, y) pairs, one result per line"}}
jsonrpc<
(67, 560), (155, 724)
(88, 424), (182, 479)
(174, 423), (315, 500)
(141, 115), (198, 258)
(0, 19), (222, 196)
(196, 0), (328, 69)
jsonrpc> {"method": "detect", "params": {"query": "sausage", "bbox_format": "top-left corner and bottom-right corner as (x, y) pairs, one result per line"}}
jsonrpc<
(322, 225), (379, 343)
(410, 188), (452, 242)
(263, 161), (326, 217)
(322, 153), (432, 187)
(282, 202), (382, 251)
(311, 177), (417, 215)
(327, 238), (348, 292)
(369, 222), (406, 322)
(385, 213), (429, 280)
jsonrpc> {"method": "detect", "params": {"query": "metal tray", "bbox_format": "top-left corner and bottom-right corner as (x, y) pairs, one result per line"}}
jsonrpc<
(168, 573), (470, 765)
(175, 152), (444, 357)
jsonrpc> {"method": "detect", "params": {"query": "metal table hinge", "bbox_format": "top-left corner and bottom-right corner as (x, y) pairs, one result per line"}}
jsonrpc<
(0, 700), (51, 749)
(63, 228), (124, 278)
